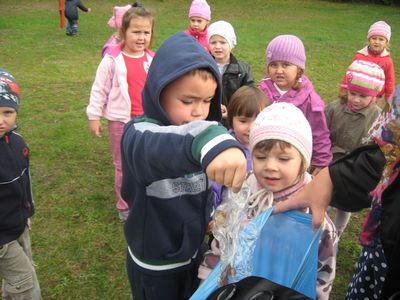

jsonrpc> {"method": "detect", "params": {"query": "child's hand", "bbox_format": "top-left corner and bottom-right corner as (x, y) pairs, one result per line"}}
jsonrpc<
(220, 104), (227, 119)
(89, 120), (102, 137)
(87, 8), (91, 13)
(206, 147), (247, 193)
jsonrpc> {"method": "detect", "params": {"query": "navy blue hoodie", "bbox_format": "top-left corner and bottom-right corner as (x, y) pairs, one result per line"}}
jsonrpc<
(121, 32), (242, 274)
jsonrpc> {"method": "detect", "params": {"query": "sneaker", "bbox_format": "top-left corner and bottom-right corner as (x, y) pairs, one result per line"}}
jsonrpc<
(118, 210), (130, 222)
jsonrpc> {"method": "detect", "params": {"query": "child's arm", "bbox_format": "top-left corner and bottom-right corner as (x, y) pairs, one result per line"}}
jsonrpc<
(77, 1), (90, 12)
(384, 59), (395, 99)
(122, 120), (247, 188)
(86, 57), (113, 136)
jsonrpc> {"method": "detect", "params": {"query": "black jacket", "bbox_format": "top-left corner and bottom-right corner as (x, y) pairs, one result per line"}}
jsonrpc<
(221, 54), (254, 107)
(329, 144), (400, 298)
(0, 131), (34, 245)
(64, 0), (89, 20)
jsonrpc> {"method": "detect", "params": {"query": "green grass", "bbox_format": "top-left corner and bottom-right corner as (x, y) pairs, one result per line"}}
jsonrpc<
(0, 0), (399, 299)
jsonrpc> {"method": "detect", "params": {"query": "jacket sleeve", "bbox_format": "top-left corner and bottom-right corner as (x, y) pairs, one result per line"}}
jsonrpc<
(121, 120), (242, 185)
(329, 144), (385, 212)
(308, 96), (332, 168)
(77, 0), (89, 12)
(384, 57), (395, 99)
(86, 56), (113, 120)
(243, 63), (254, 86)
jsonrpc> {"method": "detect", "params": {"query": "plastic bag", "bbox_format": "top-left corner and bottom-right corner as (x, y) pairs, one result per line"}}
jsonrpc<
(190, 208), (321, 300)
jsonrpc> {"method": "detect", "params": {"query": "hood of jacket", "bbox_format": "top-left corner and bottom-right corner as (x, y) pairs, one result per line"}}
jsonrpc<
(142, 32), (222, 125)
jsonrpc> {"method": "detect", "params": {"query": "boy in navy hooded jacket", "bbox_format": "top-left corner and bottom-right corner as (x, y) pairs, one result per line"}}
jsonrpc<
(121, 32), (247, 300)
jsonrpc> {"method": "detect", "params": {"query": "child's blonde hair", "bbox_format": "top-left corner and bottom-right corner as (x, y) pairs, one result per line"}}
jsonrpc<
(227, 86), (270, 128)
(120, 3), (154, 47)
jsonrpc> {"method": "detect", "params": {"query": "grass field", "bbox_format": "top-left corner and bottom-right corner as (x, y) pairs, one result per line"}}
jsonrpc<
(0, 0), (399, 299)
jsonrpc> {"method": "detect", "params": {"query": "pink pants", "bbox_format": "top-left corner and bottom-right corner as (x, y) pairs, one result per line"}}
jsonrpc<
(108, 120), (129, 211)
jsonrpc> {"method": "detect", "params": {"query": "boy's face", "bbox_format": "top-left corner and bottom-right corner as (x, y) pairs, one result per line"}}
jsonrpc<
(252, 143), (302, 193)
(0, 107), (17, 136)
(347, 90), (373, 111)
(160, 73), (217, 125)
(267, 61), (299, 91)
(368, 36), (387, 53)
(189, 17), (209, 33)
(209, 35), (231, 64)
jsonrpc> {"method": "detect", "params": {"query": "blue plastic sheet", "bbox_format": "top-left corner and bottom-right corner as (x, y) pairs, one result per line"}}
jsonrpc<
(190, 208), (321, 300)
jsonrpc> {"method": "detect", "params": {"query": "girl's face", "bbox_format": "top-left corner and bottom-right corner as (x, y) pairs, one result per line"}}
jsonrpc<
(209, 35), (231, 65)
(232, 114), (258, 149)
(347, 90), (374, 111)
(189, 17), (209, 33)
(252, 143), (302, 193)
(122, 17), (152, 56)
(267, 61), (299, 91)
(368, 36), (388, 53)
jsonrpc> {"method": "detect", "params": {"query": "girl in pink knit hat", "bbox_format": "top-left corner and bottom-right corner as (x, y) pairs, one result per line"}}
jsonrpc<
(340, 20), (395, 100)
(258, 34), (332, 175)
(199, 103), (337, 300)
(184, 0), (211, 52)
(326, 60), (385, 239)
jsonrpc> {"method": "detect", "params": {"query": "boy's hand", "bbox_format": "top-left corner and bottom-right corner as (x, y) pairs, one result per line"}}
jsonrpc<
(89, 120), (102, 137)
(87, 8), (91, 12)
(206, 147), (247, 192)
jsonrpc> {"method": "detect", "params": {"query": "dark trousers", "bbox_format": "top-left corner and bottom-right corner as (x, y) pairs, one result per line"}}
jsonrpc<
(126, 253), (200, 300)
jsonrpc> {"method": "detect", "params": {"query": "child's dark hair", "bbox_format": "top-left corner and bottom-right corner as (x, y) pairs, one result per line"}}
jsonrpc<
(120, 2), (154, 47)
(253, 139), (307, 178)
(227, 86), (270, 128)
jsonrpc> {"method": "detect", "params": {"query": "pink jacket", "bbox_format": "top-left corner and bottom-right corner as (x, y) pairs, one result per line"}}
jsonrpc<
(185, 26), (210, 52)
(258, 75), (332, 167)
(87, 48), (154, 123)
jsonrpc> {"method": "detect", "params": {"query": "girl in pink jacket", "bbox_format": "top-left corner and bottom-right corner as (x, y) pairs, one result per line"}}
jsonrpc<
(258, 35), (332, 174)
(87, 5), (154, 221)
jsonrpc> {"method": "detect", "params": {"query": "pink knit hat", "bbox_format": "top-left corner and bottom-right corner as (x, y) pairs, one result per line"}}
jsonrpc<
(344, 60), (385, 97)
(367, 21), (391, 42)
(266, 35), (306, 69)
(107, 4), (132, 29)
(250, 102), (312, 168)
(188, 0), (211, 21)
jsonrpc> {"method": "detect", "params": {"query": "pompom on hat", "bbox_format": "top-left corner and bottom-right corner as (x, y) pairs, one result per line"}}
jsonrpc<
(207, 20), (237, 49)
(344, 60), (385, 97)
(188, 0), (211, 21)
(266, 34), (306, 69)
(250, 102), (312, 168)
(107, 4), (132, 29)
(0, 68), (20, 112)
(367, 20), (391, 42)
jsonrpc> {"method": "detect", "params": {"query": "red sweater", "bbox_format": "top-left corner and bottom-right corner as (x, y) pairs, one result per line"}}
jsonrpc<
(340, 46), (395, 100)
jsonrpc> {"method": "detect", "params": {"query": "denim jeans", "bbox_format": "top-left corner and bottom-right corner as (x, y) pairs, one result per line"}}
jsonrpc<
(66, 18), (78, 34)
(0, 226), (41, 300)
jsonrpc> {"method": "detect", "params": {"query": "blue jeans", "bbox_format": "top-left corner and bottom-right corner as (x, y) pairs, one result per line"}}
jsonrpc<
(66, 18), (78, 34)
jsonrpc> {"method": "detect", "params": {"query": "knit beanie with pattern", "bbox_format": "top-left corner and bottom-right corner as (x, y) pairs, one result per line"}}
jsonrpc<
(345, 60), (385, 97)
(266, 35), (306, 69)
(250, 102), (312, 168)
(368, 21), (391, 42)
(188, 0), (211, 21)
(0, 69), (20, 112)
(207, 21), (237, 49)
